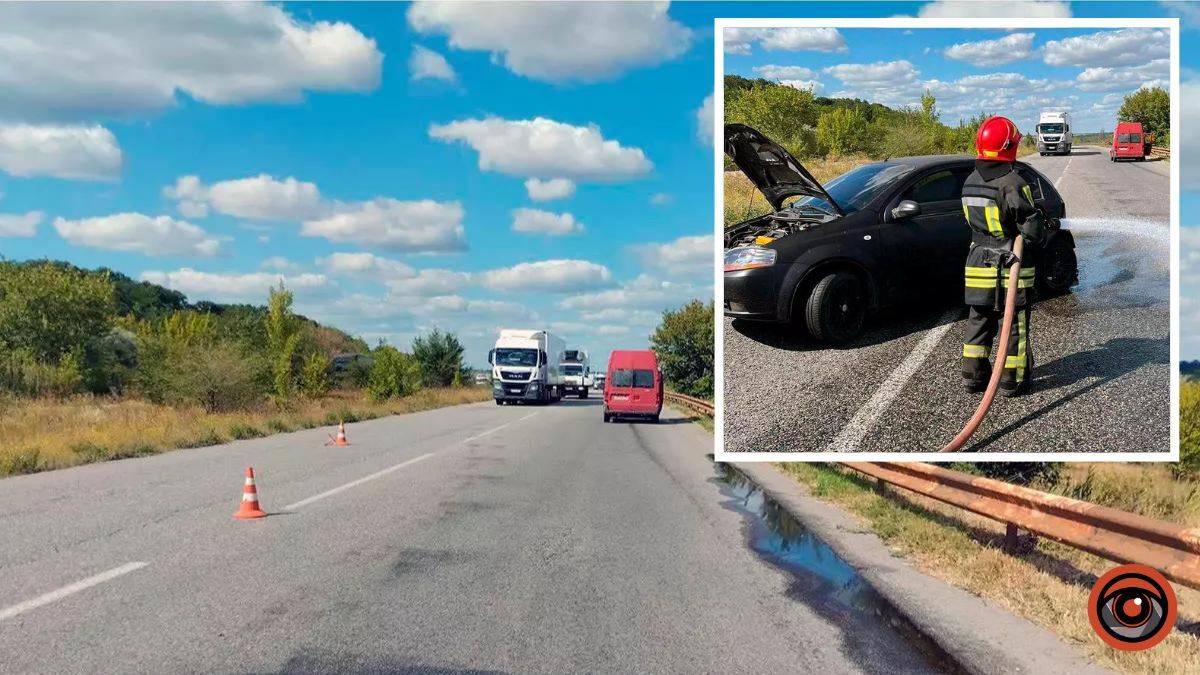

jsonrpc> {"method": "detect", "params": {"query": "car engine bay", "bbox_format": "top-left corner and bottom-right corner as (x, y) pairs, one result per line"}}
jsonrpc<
(724, 207), (838, 248)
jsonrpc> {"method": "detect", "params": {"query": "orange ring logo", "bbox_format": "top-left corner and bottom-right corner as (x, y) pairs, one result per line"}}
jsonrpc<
(1088, 564), (1176, 651)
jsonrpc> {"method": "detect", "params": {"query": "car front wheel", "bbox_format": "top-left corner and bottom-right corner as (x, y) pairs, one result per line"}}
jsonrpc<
(1036, 239), (1077, 297)
(805, 272), (866, 345)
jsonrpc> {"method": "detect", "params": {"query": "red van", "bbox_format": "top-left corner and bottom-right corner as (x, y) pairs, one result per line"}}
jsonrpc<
(603, 350), (663, 423)
(1110, 122), (1145, 161)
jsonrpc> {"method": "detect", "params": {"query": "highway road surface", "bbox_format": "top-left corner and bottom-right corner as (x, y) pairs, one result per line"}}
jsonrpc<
(0, 400), (946, 674)
(725, 146), (1170, 453)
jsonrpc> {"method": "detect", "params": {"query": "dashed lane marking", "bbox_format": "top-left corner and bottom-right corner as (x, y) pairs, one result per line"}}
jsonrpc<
(0, 562), (149, 622)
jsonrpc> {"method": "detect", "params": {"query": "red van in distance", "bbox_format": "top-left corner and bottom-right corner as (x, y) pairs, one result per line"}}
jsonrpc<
(603, 350), (663, 423)
(1110, 121), (1146, 161)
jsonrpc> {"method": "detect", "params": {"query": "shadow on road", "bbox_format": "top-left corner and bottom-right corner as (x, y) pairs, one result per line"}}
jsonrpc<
(965, 336), (1169, 451)
(652, 415), (703, 425)
(556, 398), (603, 407)
(1061, 149), (1101, 156)
(257, 651), (510, 675)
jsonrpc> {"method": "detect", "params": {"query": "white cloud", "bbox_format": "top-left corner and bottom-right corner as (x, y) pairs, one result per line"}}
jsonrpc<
(944, 32), (1036, 67)
(141, 268), (330, 303)
(630, 234), (713, 276)
(1163, 1), (1200, 31)
(429, 116), (652, 181)
(0, 3), (382, 120)
(650, 193), (673, 206)
(524, 177), (576, 201)
(780, 79), (825, 95)
(301, 198), (467, 253)
(386, 269), (470, 297)
(164, 174), (322, 221)
(919, 0), (1071, 17)
(409, 45), (457, 83)
(511, 207), (584, 236)
(1044, 28), (1169, 68)
(317, 252), (415, 279)
(696, 93), (715, 146)
(478, 259), (612, 293)
(559, 273), (707, 311)
(54, 213), (223, 257)
(407, 1), (691, 83)
(753, 65), (817, 80)
(1182, 80), (1199, 190)
(0, 124), (122, 180)
(724, 27), (846, 54)
(261, 256), (301, 273)
(825, 60), (918, 88)
(0, 211), (42, 237)
(1075, 59), (1170, 93)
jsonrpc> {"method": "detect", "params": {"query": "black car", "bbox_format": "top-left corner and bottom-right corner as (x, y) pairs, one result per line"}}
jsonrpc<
(723, 124), (1078, 344)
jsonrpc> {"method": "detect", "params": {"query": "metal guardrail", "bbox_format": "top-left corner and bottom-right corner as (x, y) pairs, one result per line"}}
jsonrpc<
(1150, 145), (1170, 158)
(665, 391), (714, 416)
(842, 462), (1200, 590)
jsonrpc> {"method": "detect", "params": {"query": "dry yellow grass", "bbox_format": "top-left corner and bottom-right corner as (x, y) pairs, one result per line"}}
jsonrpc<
(0, 387), (491, 476)
(776, 463), (1200, 675)
(724, 155), (876, 227)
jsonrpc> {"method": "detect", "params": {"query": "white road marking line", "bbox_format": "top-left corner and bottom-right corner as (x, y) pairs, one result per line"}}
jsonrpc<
(286, 412), (540, 510)
(1054, 156), (1072, 189)
(824, 310), (959, 452)
(0, 562), (148, 622)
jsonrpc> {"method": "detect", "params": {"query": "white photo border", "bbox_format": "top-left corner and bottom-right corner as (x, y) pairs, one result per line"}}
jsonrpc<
(713, 16), (1181, 463)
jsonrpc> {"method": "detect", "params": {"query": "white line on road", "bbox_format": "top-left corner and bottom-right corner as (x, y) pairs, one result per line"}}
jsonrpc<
(1054, 155), (1073, 189)
(285, 412), (540, 510)
(0, 562), (148, 622)
(824, 310), (959, 452)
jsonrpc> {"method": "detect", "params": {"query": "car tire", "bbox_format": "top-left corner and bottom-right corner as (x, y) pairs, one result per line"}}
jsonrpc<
(651, 414), (660, 424)
(1035, 238), (1078, 297)
(495, 399), (503, 406)
(805, 271), (867, 345)
(603, 413), (611, 423)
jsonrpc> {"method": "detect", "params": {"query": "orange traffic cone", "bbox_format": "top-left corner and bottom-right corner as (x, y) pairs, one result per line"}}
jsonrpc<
(325, 421), (350, 447)
(234, 467), (267, 519)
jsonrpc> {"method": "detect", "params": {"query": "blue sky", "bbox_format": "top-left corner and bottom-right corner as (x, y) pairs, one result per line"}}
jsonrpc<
(0, 1), (1197, 364)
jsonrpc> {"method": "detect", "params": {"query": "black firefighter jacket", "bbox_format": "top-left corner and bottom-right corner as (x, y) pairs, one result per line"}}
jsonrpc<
(961, 160), (1046, 307)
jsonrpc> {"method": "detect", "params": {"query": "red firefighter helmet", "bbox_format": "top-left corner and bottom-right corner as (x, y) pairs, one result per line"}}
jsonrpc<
(975, 115), (1021, 162)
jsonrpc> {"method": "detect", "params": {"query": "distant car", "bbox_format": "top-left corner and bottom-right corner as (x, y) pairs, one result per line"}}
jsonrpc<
(591, 372), (606, 390)
(603, 350), (663, 423)
(723, 123), (1078, 345)
(1110, 121), (1146, 161)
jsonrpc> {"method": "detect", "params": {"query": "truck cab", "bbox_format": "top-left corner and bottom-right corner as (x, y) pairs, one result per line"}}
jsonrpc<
(489, 329), (565, 405)
(561, 349), (590, 399)
(1036, 112), (1072, 156)
(1110, 121), (1146, 161)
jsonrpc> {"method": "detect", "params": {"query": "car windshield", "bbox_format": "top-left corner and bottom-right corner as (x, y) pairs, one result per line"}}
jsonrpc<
(1119, 133), (1141, 143)
(790, 163), (915, 214)
(494, 348), (537, 366)
(1038, 123), (1064, 134)
(564, 365), (583, 375)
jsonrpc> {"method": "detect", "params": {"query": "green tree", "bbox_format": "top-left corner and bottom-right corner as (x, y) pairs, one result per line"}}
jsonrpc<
(1119, 86), (1170, 137)
(412, 329), (466, 388)
(299, 351), (332, 398)
(0, 261), (116, 362)
(163, 342), (264, 412)
(920, 89), (939, 123)
(264, 284), (301, 400)
(725, 82), (820, 157)
(367, 345), (422, 401)
(816, 107), (869, 156)
(650, 300), (715, 399)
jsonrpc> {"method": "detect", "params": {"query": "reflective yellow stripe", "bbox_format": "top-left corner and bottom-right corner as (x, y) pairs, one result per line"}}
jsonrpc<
(963, 344), (989, 358)
(966, 279), (999, 288)
(1018, 279), (1035, 288)
(1022, 184), (1035, 207)
(1003, 311), (1028, 382)
(985, 205), (1004, 238)
(962, 204), (970, 223)
(965, 266), (998, 277)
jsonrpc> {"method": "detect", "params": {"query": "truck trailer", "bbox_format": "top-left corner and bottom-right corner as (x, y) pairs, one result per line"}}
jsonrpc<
(1036, 112), (1072, 156)
(488, 329), (566, 405)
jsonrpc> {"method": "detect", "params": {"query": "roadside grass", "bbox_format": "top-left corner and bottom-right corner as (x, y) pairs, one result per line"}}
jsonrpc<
(0, 387), (490, 477)
(775, 462), (1200, 675)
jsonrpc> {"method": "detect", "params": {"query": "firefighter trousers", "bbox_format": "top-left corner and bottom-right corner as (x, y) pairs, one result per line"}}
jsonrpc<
(962, 304), (1032, 390)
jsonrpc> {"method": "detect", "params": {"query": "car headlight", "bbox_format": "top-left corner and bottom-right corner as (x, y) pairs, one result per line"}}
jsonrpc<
(528, 382), (540, 389)
(724, 246), (777, 272)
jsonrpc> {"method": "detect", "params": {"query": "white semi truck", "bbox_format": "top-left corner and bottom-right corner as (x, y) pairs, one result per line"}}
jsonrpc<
(488, 329), (566, 405)
(1036, 112), (1072, 156)
(562, 349), (590, 399)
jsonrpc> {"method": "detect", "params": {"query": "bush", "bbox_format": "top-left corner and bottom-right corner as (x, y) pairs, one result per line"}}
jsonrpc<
(164, 342), (265, 412)
(1180, 380), (1200, 478)
(0, 261), (116, 363)
(412, 329), (466, 388)
(726, 82), (820, 158)
(299, 351), (332, 398)
(816, 107), (869, 156)
(650, 300), (715, 399)
(368, 345), (422, 401)
(228, 423), (265, 440)
(0, 447), (41, 475)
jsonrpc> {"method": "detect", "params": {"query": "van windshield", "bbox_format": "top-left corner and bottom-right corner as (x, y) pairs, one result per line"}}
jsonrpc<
(494, 348), (538, 366)
(791, 163), (915, 214)
(1119, 133), (1141, 143)
(1038, 123), (1064, 134)
(564, 365), (583, 375)
(611, 368), (654, 388)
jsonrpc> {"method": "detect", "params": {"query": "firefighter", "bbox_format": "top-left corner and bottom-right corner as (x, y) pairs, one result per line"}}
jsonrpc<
(961, 116), (1045, 397)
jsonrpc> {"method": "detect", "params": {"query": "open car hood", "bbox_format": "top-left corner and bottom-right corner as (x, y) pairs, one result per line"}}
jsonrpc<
(725, 123), (844, 215)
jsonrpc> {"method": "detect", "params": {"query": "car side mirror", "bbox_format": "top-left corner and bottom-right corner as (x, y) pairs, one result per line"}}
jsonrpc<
(891, 200), (921, 220)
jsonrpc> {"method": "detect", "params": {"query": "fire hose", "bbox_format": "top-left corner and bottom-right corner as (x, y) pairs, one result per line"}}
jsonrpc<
(940, 234), (1024, 453)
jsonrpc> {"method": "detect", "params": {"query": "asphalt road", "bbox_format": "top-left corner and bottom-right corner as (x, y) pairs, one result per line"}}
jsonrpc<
(0, 401), (942, 674)
(724, 146), (1171, 453)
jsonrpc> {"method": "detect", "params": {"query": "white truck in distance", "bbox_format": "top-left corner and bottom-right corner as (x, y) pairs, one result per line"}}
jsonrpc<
(562, 350), (590, 399)
(488, 329), (566, 405)
(1036, 112), (1072, 156)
